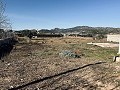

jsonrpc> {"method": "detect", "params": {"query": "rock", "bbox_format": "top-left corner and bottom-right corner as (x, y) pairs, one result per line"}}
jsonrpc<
(113, 56), (120, 62)
(116, 57), (120, 62)
(10, 86), (14, 88)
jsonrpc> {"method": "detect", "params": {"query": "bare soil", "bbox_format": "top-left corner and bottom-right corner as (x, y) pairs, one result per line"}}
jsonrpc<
(0, 37), (120, 90)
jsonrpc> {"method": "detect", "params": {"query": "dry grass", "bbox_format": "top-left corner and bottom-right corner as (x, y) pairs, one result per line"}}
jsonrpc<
(0, 37), (120, 90)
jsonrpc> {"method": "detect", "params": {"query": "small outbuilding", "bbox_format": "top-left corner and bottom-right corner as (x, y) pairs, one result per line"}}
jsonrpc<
(107, 34), (120, 42)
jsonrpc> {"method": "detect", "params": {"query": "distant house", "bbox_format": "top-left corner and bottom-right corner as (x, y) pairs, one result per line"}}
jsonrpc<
(32, 36), (37, 38)
(107, 34), (120, 42)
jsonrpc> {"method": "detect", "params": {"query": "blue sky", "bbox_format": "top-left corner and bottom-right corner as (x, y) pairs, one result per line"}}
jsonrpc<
(4, 0), (120, 30)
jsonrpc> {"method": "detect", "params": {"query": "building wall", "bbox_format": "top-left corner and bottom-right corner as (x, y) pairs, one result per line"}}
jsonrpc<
(107, 35), (120, 42)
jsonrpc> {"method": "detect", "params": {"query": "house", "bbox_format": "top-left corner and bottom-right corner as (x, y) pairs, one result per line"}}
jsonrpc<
(107, 34), (120, 42)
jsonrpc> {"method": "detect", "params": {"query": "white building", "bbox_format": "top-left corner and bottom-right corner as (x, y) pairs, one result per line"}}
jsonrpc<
(107, 34), (120, 42)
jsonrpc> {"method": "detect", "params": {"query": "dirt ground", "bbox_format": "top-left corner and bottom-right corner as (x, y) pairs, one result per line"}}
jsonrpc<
(0, 37), (120, 90)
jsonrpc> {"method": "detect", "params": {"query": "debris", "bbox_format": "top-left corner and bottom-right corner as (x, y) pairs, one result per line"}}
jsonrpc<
(20, 79), (23, 81)
(10, 86), (14, 88)
(7, 63), (10, 66)
(59, 50), (80, 58)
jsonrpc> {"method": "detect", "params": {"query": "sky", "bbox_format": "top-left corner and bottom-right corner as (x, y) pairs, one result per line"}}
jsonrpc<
(4, 0), (120, 30)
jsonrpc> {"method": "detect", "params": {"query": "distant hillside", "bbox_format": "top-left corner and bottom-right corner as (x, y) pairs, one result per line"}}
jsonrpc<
(39, 26), (120, 34)
(14, 26), (120, 38)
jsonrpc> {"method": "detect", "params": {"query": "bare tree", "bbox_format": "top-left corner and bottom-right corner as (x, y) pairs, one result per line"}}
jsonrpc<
(0, 0), (11, 30)
(0, 0), (13, 39)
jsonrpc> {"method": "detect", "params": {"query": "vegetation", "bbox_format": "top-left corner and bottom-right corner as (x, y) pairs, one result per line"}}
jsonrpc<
(14, 26), (120, 40)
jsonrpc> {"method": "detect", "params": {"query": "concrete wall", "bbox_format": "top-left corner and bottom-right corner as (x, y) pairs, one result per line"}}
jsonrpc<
(107, 35), (120, 42)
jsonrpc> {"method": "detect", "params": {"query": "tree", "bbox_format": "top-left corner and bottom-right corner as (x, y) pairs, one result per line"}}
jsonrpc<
(0, 0), (13, 39)
(0, 0), (11, 30)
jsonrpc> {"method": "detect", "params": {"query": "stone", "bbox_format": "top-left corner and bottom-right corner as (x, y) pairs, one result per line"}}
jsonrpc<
(113, 56), (120, 62)
(116, 57), (120, 62)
